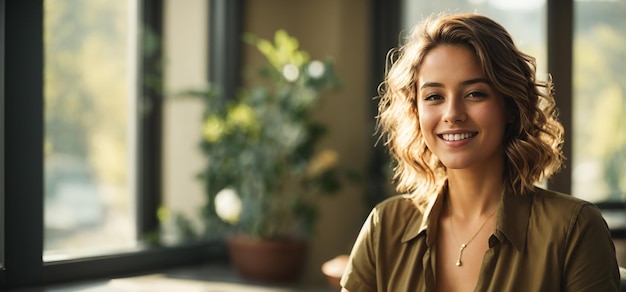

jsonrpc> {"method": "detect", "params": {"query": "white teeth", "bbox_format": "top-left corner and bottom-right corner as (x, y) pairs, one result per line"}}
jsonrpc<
(442, 133), (474, 141)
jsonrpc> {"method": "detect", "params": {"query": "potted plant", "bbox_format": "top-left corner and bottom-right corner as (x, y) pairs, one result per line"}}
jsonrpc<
(180, 29), (343, 283)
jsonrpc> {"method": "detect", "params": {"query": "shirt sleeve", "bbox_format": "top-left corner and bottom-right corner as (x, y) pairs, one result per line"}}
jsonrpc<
(340, 208), (379, 292)
(562, 203), (621, 291)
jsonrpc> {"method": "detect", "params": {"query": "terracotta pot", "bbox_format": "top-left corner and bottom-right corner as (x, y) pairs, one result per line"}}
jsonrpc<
(227, 236), (309, 284)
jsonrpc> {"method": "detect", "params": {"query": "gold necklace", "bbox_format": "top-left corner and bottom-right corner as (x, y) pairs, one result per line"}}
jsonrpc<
(447, 200), (497, 267)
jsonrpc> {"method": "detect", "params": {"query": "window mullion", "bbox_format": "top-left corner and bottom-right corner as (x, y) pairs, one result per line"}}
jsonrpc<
(137, 0), (164, 242)
(208, 0), (243, 100)
(4, 0), (45, 288)
(546, 0), (573, 194)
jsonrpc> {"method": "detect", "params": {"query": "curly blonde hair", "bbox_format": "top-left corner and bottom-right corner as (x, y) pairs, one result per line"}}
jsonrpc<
(376, 13), (564, 207)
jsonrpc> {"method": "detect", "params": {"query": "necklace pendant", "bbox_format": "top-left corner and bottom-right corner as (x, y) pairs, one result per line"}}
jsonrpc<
(448, 196), (498, 268)
(456, 244), (467, 267)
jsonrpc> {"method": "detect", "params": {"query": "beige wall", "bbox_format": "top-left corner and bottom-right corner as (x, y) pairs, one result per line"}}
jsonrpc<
(242, 0), (373, 286)
(162, 0), (209, 243)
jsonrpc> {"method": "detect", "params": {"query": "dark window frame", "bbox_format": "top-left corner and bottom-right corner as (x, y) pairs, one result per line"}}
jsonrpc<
(546, 0), (573, 195)
(366, 0), (401, 209)
(0, 0), (242, 289)
(0, 0), (6, 275)
(138, 0), (165, 238)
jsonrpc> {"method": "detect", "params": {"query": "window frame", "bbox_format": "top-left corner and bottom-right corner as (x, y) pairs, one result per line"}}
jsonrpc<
(0, 0), (242, 289)
(546, 0), (573, 195)
(0, 0), (6, 273)
(366, 0), (402, 209)
(2, 0), (44, 287)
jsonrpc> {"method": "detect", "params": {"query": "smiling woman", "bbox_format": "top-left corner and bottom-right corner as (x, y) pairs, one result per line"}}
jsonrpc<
(340, 13), (620, 292)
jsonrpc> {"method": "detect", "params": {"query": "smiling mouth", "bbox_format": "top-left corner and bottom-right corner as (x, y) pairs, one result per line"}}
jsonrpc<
(440, 132), (477, 141)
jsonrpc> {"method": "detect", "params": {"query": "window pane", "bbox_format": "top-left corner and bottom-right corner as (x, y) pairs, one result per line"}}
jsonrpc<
(573, 0), (626, 203)
(44, 0), (139, 260)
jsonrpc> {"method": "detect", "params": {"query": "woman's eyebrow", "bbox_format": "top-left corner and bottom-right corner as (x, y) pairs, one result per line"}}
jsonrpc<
(461, 78), (490, 86)
(419, 78), (490, 90)
(420, 82), (444, 89)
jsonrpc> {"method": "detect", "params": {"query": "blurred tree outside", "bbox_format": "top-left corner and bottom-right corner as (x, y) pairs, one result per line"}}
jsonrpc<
(44, 0), (136, 257)
(573, 1), (626, 202)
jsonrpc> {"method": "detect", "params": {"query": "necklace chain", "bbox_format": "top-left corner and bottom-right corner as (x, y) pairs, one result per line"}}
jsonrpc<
(447, 199), (497, 267)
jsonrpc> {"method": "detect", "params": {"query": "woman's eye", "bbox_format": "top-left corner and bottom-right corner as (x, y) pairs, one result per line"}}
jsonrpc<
(467, 91), (487, 98)
(425, 94), (443, 101)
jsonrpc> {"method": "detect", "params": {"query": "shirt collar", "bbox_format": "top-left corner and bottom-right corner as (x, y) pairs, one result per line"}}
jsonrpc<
(401, 190), (444, 244)
(400, 186), (534, 253)
(493, 187), (533, 252)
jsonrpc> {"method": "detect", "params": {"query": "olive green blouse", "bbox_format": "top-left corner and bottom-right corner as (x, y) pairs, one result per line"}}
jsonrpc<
(340, 187), (620, 291)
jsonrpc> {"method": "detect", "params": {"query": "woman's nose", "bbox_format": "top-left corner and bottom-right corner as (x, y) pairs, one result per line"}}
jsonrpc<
(443, 98), (467, 124)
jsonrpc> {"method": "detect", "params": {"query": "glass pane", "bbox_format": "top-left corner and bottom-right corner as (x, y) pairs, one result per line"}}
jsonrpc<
(44, 0), (139, 260)
(573, 0), (626, 203)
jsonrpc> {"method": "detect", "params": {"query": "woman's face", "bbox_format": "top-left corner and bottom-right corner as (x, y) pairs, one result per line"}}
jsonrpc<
(417, 45), (509, 171)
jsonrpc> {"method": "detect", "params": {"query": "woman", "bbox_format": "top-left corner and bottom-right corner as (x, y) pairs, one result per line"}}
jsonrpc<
(340, 13), (620, 291)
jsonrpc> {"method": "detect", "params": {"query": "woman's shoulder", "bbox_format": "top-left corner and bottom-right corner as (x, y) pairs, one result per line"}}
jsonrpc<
(529, 187), (604, 222)
(373, 194), (421, 214)
(368, 194), (427, 242)
(367, 194), (425, 224)
(531, 187), (595, 208)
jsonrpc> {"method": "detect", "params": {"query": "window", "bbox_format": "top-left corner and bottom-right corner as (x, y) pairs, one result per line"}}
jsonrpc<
(1, 0), (241, 289)
(572, 0), (626, 237)
(572, 0), (626, 203)
(44, 0), (140, 262)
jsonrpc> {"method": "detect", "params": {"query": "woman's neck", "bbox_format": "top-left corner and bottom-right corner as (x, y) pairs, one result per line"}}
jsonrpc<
(445, 168), (504, 219)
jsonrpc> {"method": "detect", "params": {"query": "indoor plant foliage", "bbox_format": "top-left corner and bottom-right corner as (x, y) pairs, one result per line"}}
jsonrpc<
(185, 29), (342, 241)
